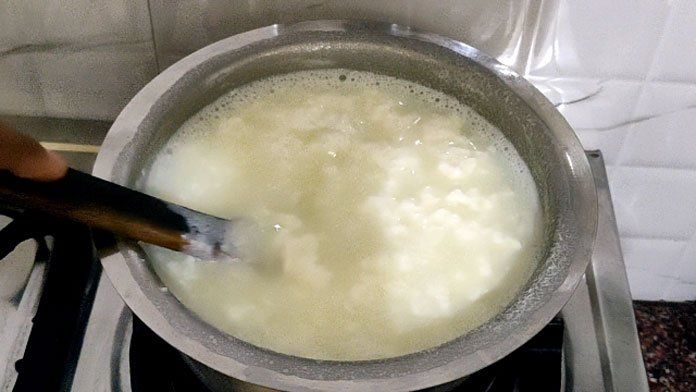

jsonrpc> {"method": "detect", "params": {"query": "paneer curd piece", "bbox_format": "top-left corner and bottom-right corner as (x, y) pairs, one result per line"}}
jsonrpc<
(143, 69), (543, 360)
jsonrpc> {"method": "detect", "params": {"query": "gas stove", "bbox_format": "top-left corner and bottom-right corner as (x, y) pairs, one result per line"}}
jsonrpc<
(0, 149), (649, 391)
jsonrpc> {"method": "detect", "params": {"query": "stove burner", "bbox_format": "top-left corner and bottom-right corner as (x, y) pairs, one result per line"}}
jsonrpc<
(129, 317), (211, 392)
(127, 317), (562, 392)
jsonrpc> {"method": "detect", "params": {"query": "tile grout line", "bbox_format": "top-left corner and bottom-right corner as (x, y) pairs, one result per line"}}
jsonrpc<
(575, 103), (696, 132)
(660, 223), (696, 299)
(145, 0), (161, 73)
(605, 164), (696, 174)
(613, 3), (676, 166)
(620, 236), (688, 242)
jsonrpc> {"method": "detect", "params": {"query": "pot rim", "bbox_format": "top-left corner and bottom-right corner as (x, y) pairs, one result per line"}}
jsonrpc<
(93, 20), (597, 391)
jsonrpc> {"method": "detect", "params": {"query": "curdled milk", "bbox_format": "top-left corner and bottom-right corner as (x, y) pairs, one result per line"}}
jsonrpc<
(143, 69), (544, 360)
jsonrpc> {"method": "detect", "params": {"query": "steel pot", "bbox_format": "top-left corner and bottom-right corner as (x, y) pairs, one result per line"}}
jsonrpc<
(93, 20), (596, 391)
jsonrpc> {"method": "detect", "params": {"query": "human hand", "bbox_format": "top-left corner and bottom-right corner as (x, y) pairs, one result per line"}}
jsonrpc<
(0, 122), (68, 181)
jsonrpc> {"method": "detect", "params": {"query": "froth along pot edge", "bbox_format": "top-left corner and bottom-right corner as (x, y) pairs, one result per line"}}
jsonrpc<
(93, 20), (597, 391)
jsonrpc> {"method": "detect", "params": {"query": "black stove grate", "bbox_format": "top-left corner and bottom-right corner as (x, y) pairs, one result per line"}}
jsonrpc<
(7, 222), (101, 392)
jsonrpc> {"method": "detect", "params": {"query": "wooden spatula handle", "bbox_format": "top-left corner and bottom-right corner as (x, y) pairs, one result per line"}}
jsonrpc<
(0, 168), (189, 250)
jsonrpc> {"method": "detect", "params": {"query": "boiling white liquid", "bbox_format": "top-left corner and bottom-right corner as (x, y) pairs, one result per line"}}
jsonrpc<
(143, 69), (543, 360)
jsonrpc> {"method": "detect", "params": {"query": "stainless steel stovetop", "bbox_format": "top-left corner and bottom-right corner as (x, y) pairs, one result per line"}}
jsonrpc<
(0, 137), (650, 391)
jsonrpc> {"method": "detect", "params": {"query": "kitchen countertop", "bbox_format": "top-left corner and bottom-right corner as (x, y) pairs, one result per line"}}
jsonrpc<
(634, 301), (696, 391)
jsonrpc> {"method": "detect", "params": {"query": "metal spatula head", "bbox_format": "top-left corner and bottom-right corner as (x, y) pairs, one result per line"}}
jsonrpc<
(0, 168), (253, 262)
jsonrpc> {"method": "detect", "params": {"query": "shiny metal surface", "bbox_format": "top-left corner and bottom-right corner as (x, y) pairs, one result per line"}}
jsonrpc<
(584, 153), (649, 392)
(147, 0), (558, 73)
(71, 277), (133, 392)
(560, 151), (649, 392)
(93, 20), (596, 391)
(561, 274), (606, 391)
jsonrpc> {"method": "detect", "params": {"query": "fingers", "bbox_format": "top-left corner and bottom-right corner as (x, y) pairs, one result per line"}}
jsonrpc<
(11, 148), (68, 181)
(0, 123), (68, 181)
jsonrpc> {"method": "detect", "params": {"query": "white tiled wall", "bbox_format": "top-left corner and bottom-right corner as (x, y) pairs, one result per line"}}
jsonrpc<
(0, 0), (694, 300)
(527, 0), (696, 300)
(146, 0), (550, 72)
(649, 1), (696, 83)
(0, 1), (157, 120)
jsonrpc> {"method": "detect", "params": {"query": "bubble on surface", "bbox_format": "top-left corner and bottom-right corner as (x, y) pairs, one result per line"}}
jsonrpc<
(144, 68), (542, 360)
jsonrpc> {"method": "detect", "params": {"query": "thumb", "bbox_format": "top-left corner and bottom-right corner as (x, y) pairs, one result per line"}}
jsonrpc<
(0, 124), (68, 181)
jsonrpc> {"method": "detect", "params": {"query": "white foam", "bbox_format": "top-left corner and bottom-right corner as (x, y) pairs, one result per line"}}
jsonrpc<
(143, 69), (543, 360)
